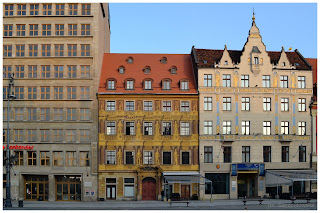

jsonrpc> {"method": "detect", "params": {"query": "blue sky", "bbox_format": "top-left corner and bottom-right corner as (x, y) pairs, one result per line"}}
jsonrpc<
(109, 3), (317, 58)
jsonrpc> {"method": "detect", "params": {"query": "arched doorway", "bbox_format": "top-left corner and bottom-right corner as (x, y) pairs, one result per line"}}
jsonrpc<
(142, 177), (156, 200)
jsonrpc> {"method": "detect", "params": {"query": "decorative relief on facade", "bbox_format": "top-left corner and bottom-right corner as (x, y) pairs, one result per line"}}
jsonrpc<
(233, 71), (239, 87)
(273, 72), (278, 87)
(216, 94), (219, 102)
(296, 89), (312, 93)
(136, 147), (142, 166)
(117, 147), (123, 165)
(155, 147), (160, 165)
(275, 126), (278, 134)
(249, 34), (261, 38)
(215, 71), (220, 87)
(291, 72), (296, 88)
(174, 147), (179, 165)
(235, 95), (238, 102)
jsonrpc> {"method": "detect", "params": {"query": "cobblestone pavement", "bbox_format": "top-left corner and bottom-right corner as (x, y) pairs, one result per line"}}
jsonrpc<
(3, 199), (317, 210)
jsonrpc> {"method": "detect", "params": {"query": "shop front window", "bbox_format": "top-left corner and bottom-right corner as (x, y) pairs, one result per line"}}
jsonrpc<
(56, 175), (81, 201)
(25, 175), (49, 201)
(205, 173), (230, 194)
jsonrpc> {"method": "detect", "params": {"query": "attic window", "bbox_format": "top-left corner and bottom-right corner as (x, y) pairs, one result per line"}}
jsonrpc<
(127, 57), (133, 64)
(160, 57), (167, 64)
(118, 66), (125, 74)
(282, 62), (286, 67)
(295, 63), (300, 66)
(254, 57), (259, 65)
(143, 66), (151, 74)
(224, 61), (228, 65)
(203, 61), (207, 64)
(170, 66), (177, 74)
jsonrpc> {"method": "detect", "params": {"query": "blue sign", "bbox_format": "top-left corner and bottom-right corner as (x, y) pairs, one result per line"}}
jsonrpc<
(231, 164), (237, 176)
(237, 163), (259, 171)
(259, 164), (265, 176)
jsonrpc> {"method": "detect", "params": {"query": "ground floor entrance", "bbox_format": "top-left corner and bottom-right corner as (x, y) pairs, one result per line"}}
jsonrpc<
(55, 175), (81, 201)
(237, 172), (258, 198)
(24, 175), (49, 201)
(142, 177), (157, 200)
(181, 184), (191, 199)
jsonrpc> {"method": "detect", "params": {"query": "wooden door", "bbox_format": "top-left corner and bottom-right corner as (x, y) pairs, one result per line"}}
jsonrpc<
(142, 178), (156, 200)
(106, 185), (116, 200)
(181, 185), (190, 199)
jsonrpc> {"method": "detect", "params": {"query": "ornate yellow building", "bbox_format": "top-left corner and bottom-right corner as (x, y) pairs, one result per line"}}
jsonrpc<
(97, 54), (199, 200)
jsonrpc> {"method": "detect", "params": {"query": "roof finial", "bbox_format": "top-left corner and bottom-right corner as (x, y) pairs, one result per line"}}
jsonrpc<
(252, 7), (255, 22)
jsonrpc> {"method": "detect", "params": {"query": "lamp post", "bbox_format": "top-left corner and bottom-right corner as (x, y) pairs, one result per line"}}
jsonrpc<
(5, 74), (15, 208)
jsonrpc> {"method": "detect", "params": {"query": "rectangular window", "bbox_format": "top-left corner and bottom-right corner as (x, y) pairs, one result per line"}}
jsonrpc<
(241, 75), (249, 87)
(80, 108), (89, 121)
(282, 146), (289, 162)
(204, 146), (213, 163)
(28, 66), (37, 78)
(281, 98), (289, 111)
(204, 121), (213, 135)
(4, 24), (13, 36)
(69, 4), (78, 15)
(80, 152), (89, 166)
(53, 108), (63, 121)
(143, 101), (153, 111)
(80, 87), (90, 99)
(15, 65), (25, 78)
(181, 81), (189, 90)
(53, 129), (63, 142)
(241, 97), (250, 111)
(54, 65), (64, 78)
(43, 4), (52, 15)
(126, 80), (134, 90)
(81, 65), (90, 78)
(280, 75), (288, 88)
(298, 121), (306, 135)
(27, 151), (37, 166)
(125, 101), (134, 111)
(144, 151), (153, 165)
(204, 97), (212, 110)
(3, 108), (7, 121)
(263, 146), (271, 162)
(41, 66), (50, 78)
(42, 24), (51, 36)
(125, 122), (135, 135)
(205, 173), (230, 194)
(66, 152), (76, 167)
(14, 151), (24, 166)
(40, 151), (50, 166)
(298, 76), (306, 89)
(29, 4), (39, 15)
(263, 98), (271, 111)
(66, 108), (76, 121)
(14, 129), (24, 142)
(27, 108), (37, 120)
(54, 44), (64, 56)
(40, 87), (50, 99)
(3, 87), (8, 100)
(40, 129), (50, 142)
(298, 98), (306, 112)
(162, 122), (171, 135)
(55, 24), (64, 36)
(242, 146), (250, 162)
(41, 44), (51, 56)
(223, 97), (231, 111)
(27, 87), (37, 100)
(68, 44), (77, 56)
(223, 121), (231, 134)
(163, 152), (171, 165)
(56, 4), (65, 15)
(67, 65), (76, 78)
(223, 74), (231, 87)
(14, 108), (24, 120)
(29, 24), (38, 36)
(82, 4), (91, 15)
(180, 122), (190, 135)
(180, 101), (190, 112)
(4, 4), (14, 16)
(53, 87), (63, 100)
(223, 147), (232, 163)
(281, 121), (289, 135)
(15, 87), (24, 99)
(16, 44), (25, 57)
(241, 121), (250, 135)
(204, 74), (212, 87)
(299, 146), (306, 162)
(162, 101), (171, 112)
(40, 108), (50, 121)
(81, 24), (90, 35)
(53, 152), (63, 167)
(3, 66), (12, 79)
(17, 4), (27, 16)
(144, 80), (152, 90)
(68, 24), (77, 36)
(81, 44), (90, 56)
(67, 87), (76, 99)
(3, 45), (12, 57)
(28, 44), (38, 57)
(125, 151), (134, 165)
(144, 122), (153, 135)
(106, 122), (116, 135)
(263, 121), (271, 135)
(106, 151), (116, 164)
(66, 130), (76, 142)
(106, 101), (116, 111)
(162, 80), (171, 90)
(181, 152), (190, 164)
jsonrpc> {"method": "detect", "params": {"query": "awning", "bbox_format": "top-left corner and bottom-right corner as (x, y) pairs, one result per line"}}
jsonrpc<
(163, 171), (212, 184)
(266, 170), (317, 187)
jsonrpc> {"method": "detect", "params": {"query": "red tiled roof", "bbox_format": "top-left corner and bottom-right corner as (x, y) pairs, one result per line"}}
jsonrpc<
(98, 53), (197, 94)
(306, 58), (317, 85)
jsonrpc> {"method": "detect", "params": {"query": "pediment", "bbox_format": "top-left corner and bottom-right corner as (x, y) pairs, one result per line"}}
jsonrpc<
(219, 46), (233, 68)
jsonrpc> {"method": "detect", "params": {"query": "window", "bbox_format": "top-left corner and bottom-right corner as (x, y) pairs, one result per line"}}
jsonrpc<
(69, 4), (78, 15)
(53, 108), (63, 121)
(242, 146), (250, 162)
(16, 44), (25, 57)
(162, 80), (171, 90)
(68, 44), (77, 56)
(144, 101), (153, 111)
(15, 65), (24, 78)
(205, 173), (230, 194)
(40, 152), (50, 166)
(223, 121), (232, 135)
(298, 98), (306, 112)
(68, 24), (77, 35)
(41, 66), (50, 78)
(82, 4), (91, 15)
(40, 108), (50, 121)
(4, 4), (14, 16)
(181, 81), (189, 90)
(42, 24), (51, 36)
(14, 151), (24, 166)
(160, 57), (167, 64)
(81, 24), (90, 35)
(3, 66), (12, 78)
(3, 45), (12, 57)
(80, 108), (89, 120)
(3, 87), (8, 100)
(40, 87), (50, 99)
(56, 4), (65, 15)
(80, 130), (89, 142)
(281, 121), (289, 135)
(106, 122), (116, 135)
(106, 151), (116, 164)
(66, 152), (76, 167)
(29, 24), (38, 36)
(223, 147), (232, 163)
(280, 75), (288, 88)
(14, 129), (24, 142)
(80, 152), (89, 166)
(163, 152), (171, 164)
(241, 75), (249, 87)
(17, 4), (26, 16)
(223, 74), (231, 87)
(170, 66), (177, 74)
(126, 80), (134, 90)
(144, 151), (153, 165)
(66, 108), (76, 120)
(81, 65), (90, 78)
(281, 98), (289, 111)
(263, 146), (272, 162)
(282, 62), (286, 66)
(204, 146), (213, 163)
(125, 152), (134, 165)
(15, 87), (24, 99)
(67, 87), (76, 99)
(28, 44), (38, 57)
(144, 66), (151, 74)
(27, 151), (37, 166)
(66, 130), (76, 142)
(3, 108), (7, 121)
(29, 4), (39, 15)
(162, 101), (171, 112)
(298, 76), (306, 88)
(204, 121), (213, 135)
(43, 4), (52, 15)
(298, 122), (306, 135)
(144, 122), (153, 135)
(54, 66), (63, 78)
(81, 44), (90, 56)
(4, 24), (13, 36)
(263, 121), (271, 135)
(125, 122), (135, 135)
(180, 122), (190, 135)
(241, 121), (250, 135)
(282, 146), (289, 162)
(299, 146), (306, 162)
(55, 24), (64, 36)
(53, 152), (63, 166)
(27, 66), (37, 78)
(162, 122), (171, 135)
(67, 65), (76, 78)
(180, 101), (190, 112)
(125, 101), (134, 111)
(204, 97), (212, 110)
(27, 108), (37, 120)
(263, 98), (271, 111)
(80, 87), (90, 99)
(254, 57), (259, 64)
(223, 97), (231, 111)
(14, 108), (24, 120)
(204, 74), (212, 87)
(181, 152), (190, 164)
(41, 44), (51, 56)
(106, 101), (116, 111)
(127, 57), (133, 64)
(40, 129), (50, 142)
(241, 97), (250, 111)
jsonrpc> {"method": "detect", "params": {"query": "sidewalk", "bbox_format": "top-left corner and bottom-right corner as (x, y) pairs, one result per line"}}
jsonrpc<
(3, 199), (317, 210)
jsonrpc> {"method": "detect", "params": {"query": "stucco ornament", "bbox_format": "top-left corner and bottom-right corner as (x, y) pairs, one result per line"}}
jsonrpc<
(136, 147), (142, 166)
(117, 147), (123, 165)
(155, 147), (160, 165)
(174, 148), (179, 165)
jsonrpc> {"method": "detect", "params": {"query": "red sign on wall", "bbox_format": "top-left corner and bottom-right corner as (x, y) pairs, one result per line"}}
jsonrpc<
(3, 145), (34, 150)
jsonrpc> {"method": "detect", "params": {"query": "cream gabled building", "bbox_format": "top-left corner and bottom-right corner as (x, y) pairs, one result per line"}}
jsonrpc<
(3, 3), (110, 201)
(191, 15), (314, 199)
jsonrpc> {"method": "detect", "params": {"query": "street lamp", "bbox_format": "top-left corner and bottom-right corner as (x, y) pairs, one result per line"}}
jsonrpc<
(5, 74), (16, 208)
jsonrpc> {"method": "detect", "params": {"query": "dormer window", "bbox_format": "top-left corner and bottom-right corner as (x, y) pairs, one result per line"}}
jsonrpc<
(254, 57), (259, 65)
(126, 57), (133, 64)
(144, 79), (152, 90)
(118, 66), (125, 74)
(170, 66), (177, 74)
(180, 80), (189, 90)
(125, 79), (134, 90)
(143, 66), (151, 74)
(282, 62), (286, 67)
(224, 61), (228, 65)
(203, 61), (207, 64)
(160, 57), (167, 64)
(162, 80), (171, 90)
(107, 79), (116, 90)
